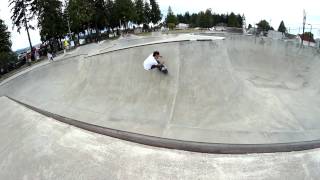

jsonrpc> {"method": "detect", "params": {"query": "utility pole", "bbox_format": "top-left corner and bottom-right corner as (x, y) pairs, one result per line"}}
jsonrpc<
(307, 24), (312, 46)
(301, 9), (306, 47)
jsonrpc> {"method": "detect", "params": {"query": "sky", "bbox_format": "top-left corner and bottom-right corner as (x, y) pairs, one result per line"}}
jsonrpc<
(1, 0), (320, 51)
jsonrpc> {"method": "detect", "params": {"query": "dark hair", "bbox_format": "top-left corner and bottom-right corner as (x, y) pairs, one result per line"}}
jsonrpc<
(153, 51), (160, 57)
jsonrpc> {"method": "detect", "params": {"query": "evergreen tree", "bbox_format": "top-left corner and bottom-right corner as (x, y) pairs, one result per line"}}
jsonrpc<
(9, 0), (36, 52)
(236, 14), (243, 27)
(174, 10), (246, 28)
(256, 20), (271, 32)
(142, 1), (151, 29)
(0, 19), (17, 74)
(165, 6), (177, 29)
(92, 0), (108, 30)
(0, 19), (12, 52)
(36, 0), (66, 42)
(177, 14), (185, 24)
(134, 0), (144, 25)
(198, 11), (206, 28)
(212, 13), (219, 25)
(204, 9), (213, 27)
(105, 0), (117, 29)
(227, 12), (239, 27)
(67, 0), (94, 34)
(198, 9), (212, 28)
(190, 13), (198, 27)
(149, 0), (161, 24)
(222, 14), (227, 24)
(278, 20), (287, 34)
(184, 12), (190, 24)
(114, 0), (135, 29)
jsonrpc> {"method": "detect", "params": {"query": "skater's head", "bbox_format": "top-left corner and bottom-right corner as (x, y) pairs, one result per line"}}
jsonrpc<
(153, 51), (161, 59)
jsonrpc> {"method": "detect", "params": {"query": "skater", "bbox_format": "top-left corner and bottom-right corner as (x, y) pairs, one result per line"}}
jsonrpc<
(143, 51), (166, 71)
(47, 51), (53, 61)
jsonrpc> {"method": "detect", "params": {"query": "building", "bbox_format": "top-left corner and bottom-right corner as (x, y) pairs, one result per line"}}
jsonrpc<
(267, 30), (285, 39)
(176, 23), (189, 30)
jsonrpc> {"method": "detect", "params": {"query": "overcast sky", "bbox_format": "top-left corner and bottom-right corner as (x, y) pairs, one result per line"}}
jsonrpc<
(1, 0), (320, 50)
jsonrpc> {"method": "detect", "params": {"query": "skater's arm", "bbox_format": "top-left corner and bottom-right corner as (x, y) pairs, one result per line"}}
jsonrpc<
(157, 56), (164, 64)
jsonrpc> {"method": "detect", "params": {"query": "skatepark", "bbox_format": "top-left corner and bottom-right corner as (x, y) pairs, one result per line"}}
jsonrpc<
(1, 33), (320, 179)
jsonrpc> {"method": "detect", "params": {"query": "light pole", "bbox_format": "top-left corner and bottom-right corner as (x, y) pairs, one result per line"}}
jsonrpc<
(307, 23), (312, 46)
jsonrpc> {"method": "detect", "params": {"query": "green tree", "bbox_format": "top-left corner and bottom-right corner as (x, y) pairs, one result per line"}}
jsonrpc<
(190, 13), (198, 27)
(90, 0), (110, 41)
(248, 24), (252, 29)
(114, 0), (135, 29)
(177, 14), (185, 23)
(165, 6), (177, 28)
(198, 9), (212, 28)
(105, 0), (117, 29)
(0, 19), (12, 52)
(0, 19), (17, 74)
(212, 13), (219, 25)
(142, 1), (151, 30)
(256, 20), (271, 32)
(198, 11), (206, 28)
(184, 12), (191, 24)
(36, 0), (66, 43)
(9, 0), (36, 52)
(237, 14), (244, 27)
(227, 12), (239, 27)
(278, 20), (287, 34)
(143, 1), (151, 24)
(149, 0), (162, 24)
(67, 0), (94, 34)
(205, 9), (213, 27)
(134, 0), (144, 25)
(92, 0), (108, 30)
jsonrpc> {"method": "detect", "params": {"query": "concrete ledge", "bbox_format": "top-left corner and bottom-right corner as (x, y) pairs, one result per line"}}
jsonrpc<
(85, 39), (191, 58)
(8, 96), (320, 154)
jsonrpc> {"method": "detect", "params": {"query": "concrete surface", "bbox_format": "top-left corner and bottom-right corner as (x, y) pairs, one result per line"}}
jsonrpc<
(1, 34), (320, 145)
(1, 96), (320, 180)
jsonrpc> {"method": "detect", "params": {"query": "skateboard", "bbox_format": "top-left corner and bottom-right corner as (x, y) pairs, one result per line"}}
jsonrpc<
(160, 64), (168, 74)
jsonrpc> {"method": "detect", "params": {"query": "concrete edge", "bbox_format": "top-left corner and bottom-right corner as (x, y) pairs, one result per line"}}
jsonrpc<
(85, 40), (191, 58)
(196, 39), (213, 41)
(7, 96), (320, 154)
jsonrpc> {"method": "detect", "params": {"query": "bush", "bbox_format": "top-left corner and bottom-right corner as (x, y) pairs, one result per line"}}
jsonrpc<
(168, 23), (175, 30)
(0, 51), (18, 75)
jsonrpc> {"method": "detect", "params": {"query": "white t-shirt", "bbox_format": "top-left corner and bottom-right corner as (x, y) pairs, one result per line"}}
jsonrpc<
(143, 54), (158, 70)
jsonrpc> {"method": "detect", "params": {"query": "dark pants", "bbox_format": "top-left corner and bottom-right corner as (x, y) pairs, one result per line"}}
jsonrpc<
(151, 60), (163, 70)
(151, 64), (164, 70)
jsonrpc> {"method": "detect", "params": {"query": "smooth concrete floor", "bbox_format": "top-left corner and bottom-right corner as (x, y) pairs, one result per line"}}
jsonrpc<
(0, 34), (320, 144)
(1, 96), (320, 180)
